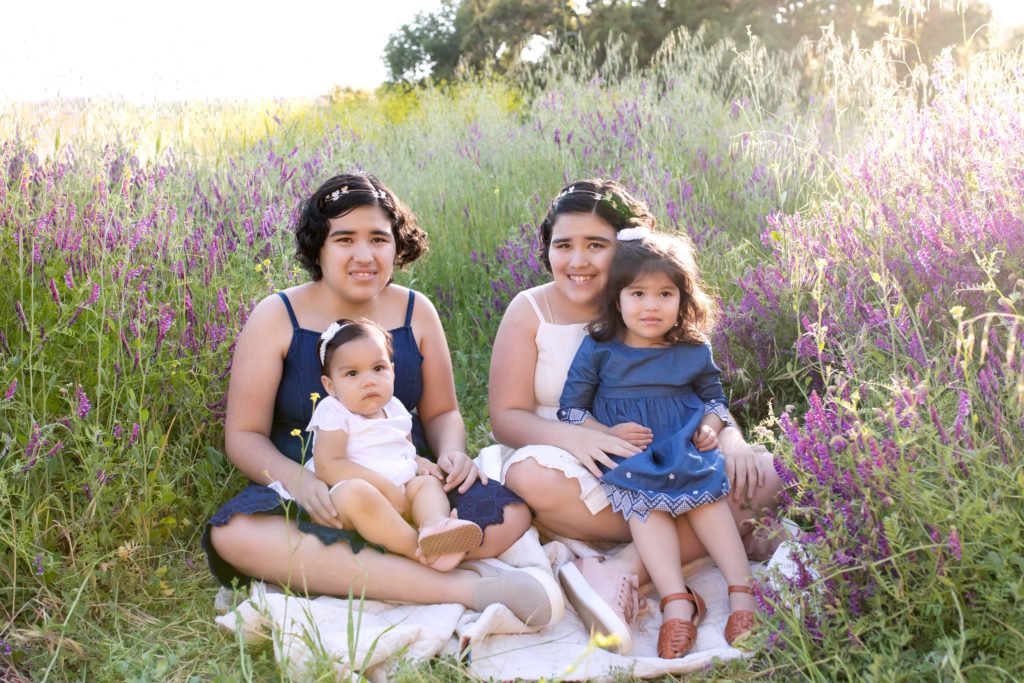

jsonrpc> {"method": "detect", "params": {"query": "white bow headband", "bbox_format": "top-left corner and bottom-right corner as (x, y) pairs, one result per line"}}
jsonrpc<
(319, 321), (352, 366)
(617, 227), (651, 241)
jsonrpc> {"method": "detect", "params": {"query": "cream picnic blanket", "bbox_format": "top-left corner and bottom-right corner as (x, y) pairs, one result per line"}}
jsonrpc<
(214, 525), (804, 681)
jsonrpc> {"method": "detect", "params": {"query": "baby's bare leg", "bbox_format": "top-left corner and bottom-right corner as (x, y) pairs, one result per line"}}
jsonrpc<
(330, 479), (418, 559)
(405, 475), (452, 528)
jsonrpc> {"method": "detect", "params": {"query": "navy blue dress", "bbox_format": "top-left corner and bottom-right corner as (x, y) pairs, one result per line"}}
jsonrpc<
(203, 290), (524, 588)
(558, 336), (731, 522)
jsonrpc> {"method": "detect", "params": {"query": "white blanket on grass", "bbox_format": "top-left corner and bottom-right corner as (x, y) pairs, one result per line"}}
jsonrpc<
(214, 526), (804, 681)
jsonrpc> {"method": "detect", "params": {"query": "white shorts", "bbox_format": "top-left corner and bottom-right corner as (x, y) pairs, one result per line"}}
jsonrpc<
(476, 443), (610, 514)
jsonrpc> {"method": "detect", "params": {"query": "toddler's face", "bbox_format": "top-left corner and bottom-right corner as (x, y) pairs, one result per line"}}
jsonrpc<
(618, 270), (681, 347)
(321, 332), (395, 418)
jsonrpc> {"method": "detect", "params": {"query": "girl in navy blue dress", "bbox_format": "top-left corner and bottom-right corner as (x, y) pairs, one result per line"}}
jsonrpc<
(559, 231), (758, 657)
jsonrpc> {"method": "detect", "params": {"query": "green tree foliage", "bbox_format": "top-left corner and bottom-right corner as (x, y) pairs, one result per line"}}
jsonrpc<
(383, 0), (994, 83)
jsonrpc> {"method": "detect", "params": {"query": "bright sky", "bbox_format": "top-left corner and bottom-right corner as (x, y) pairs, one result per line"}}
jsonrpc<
(1, 0), (1019, 102)
(1, 0), (443, 102)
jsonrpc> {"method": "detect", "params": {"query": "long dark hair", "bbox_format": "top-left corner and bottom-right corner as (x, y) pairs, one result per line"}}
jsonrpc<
(537, 178), (656, 271)
(293, 173), (428, 281)
(589, 234), (719, 345)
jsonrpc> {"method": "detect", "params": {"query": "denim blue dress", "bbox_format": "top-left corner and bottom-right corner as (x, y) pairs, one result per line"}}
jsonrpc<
(558, 336), (731, 522)
(203, 290), (524, 587)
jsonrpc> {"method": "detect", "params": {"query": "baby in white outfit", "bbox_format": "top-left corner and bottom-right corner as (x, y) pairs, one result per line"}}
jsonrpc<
(302, 318), (482, 570)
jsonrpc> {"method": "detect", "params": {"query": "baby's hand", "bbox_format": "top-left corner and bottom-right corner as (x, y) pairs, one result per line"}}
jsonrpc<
(692, 425), (720, 451)
(416, 456), (444, 481)
(608, 422), (653, 448)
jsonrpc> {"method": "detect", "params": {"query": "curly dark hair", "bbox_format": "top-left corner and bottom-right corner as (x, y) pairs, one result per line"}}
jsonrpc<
(588, 233), (719, 346)
(293, 173), (428, 281)
(537, 178), (656, 271)
(317, 318), (395, 376)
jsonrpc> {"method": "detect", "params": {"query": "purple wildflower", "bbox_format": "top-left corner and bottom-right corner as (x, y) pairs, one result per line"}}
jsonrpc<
(48, 277), (61, 306)
(4, 379), (15, 401)
(128, 423), (140, 446)
(74, 385), (91, 418)
(14, 300), (28, 330)
(948, 528), (962, 560)
(34, 554), (43, 575)
(97, 468), (108, 484)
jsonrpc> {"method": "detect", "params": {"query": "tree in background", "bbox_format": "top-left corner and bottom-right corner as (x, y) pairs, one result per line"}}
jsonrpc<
(384, 0), (995, 83)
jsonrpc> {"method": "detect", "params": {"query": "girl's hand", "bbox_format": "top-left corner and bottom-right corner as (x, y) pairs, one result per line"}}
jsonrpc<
(692, 425), (720, 451)
(608, 422), (653, 448)
(289, 475), (344, 529)
(723, 442), (772, 501)
(435, 451), (486, 494)
(565, 428), (643, 478)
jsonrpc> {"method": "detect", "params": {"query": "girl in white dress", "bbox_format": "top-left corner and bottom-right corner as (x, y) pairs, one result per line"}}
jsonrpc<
(304, 318), (483, 571)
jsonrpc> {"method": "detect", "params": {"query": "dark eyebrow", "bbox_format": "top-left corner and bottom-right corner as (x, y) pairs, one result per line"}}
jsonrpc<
(550, 235), (612, 244)
(327, 227), (393, 238)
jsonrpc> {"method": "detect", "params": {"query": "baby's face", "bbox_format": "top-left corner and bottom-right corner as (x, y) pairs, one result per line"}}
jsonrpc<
(321, 333), (395, 418)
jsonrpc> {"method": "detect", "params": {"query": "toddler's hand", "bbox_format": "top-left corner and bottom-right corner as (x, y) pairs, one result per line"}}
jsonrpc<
(608, 422), (653, 448)
(692, 425), (720, 451)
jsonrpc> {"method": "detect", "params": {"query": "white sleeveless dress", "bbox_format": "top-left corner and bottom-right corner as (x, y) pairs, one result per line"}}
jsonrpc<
(481, 288), (611, 514)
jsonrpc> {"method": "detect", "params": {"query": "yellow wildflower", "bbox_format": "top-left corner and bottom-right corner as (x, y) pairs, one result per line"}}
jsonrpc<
(290, 429), (301, 436)
(310, 392), (321, 403)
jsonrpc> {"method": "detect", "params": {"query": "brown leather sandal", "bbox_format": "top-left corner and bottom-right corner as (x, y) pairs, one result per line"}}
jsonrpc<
(724, 584), (757, 646)
(657, 589), (706, 659)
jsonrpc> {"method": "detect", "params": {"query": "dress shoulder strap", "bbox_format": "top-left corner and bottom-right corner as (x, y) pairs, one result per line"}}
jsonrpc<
(403, 290), (416, 327)
(521, 289), (548, 324)
(276, 291), (300, 330)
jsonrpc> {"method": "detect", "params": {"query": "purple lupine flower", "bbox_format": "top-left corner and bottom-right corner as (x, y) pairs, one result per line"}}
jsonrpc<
(74, 385), (91, 418)
(113, 424), (123, 439)
(64, 269), (75, 289)
(85, 282), (101, 305)
(948, 528), (962, 560)
(44, 441), (63, 458)
(4, 379), (15, 401)
(96, 468), (108, 484)
(34, 554), (43, 575)
(128, 423), (140, 446)
(48, 278), (61, 306)
(14, 300), (28, 330)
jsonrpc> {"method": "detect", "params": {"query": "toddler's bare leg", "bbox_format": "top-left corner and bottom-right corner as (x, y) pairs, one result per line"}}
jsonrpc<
(686, 501), (758, 613)
(629, 513), (693, 622)
(330, 479), (418, 559)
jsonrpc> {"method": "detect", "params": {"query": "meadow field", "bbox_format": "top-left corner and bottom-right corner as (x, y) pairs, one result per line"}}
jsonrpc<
(2, 29), (1022, 681)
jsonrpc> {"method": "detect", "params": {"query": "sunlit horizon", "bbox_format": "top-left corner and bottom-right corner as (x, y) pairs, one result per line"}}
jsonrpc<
(1, 0), (1020, 103)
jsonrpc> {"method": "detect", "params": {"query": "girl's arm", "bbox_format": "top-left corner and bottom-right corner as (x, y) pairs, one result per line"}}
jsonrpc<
(224, 294), (341, 527)
(408, 290), (482, 493)
(313, 428), (406, 515)
(489, 291), (641, 476)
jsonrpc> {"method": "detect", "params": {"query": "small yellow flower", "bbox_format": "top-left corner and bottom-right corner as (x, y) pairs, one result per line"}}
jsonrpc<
(310, 392), (321, 403)
(592, 632), (622, 649)
(290, 428), (301, 436)
(950, 305), (965, 320)
(263, 258), (272, 266)
(255, 263), (263, 273)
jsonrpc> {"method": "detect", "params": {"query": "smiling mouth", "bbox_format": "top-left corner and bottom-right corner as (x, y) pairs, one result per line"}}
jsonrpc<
(567, 274), (594, 284)
(349, 271), (377, 280)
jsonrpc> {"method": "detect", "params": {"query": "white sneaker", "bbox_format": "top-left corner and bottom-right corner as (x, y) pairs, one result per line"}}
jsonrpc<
(462, 559), (565, 628)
